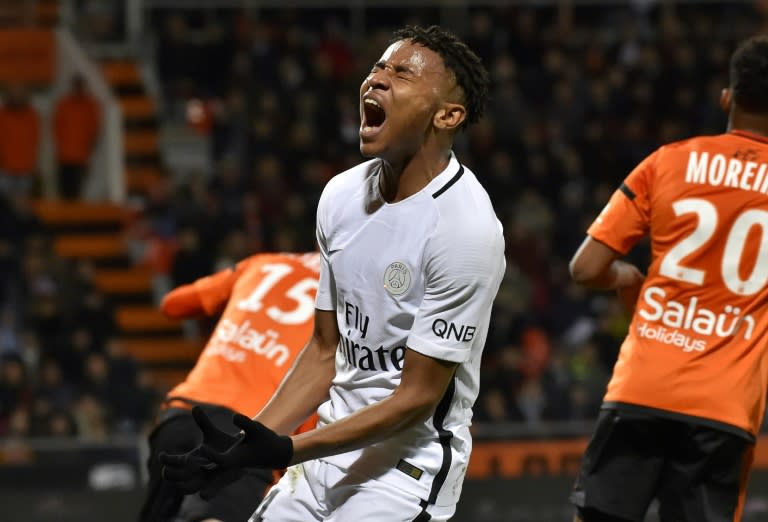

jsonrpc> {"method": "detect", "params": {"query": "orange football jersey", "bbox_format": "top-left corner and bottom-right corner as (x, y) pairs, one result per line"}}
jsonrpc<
(589, 130), (768, 436)
(167, 252), (320, 433)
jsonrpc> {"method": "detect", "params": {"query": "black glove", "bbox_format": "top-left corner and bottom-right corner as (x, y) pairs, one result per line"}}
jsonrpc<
(158, 407), (244, 499)
(198, 408), (294, 470)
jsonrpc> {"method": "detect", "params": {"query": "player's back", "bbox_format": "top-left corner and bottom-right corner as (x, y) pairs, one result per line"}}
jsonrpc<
(605, 130), (768, 436)
(169, 252), (320, 419)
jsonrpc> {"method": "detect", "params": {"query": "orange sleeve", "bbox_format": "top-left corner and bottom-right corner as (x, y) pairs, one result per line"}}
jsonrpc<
(587, 150), (657, 254)
(160, 284), (205, 318)
(161, 262), (245, 318)
(192, 261), (251, 315)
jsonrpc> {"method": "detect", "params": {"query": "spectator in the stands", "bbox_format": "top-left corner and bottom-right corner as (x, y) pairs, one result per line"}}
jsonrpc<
(35, 358), (76, 412)
(169, 227), (212, 288)
(53, 75), (101, 199)
(72, 392), (110, 440)
(0, 84), (40, 198)
(0, 354), (30, 432)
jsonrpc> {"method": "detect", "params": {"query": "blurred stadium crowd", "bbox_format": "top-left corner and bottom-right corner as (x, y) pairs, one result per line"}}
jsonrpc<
(0, 195), (160, 440)
(2, 2), (768, 441)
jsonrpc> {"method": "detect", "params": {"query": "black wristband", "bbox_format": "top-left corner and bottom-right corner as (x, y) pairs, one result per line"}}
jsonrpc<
(269, 435), (294, 469)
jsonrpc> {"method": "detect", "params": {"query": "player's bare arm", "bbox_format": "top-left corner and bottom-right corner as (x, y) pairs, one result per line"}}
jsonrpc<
(570, 236), (645, 312)
(570, 236), (645, 289)
(289, 348), (458, 464)
(254, 308), (339, 435)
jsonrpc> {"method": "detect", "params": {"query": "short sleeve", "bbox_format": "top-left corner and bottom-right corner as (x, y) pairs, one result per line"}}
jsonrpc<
(314, 188), (336, 311)
(588, 149), (657, 254)
(192, 261), (244, 315)
(407, 221), (506, 363)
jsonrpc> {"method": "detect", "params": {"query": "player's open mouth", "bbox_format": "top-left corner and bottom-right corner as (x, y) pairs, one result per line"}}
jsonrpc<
(361, 98), (386, 137)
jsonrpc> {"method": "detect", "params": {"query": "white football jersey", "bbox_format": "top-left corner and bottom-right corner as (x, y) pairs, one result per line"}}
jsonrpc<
(314, 152), (505, 506)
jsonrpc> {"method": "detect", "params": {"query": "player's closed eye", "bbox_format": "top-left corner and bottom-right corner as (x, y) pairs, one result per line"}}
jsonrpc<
(370, 62), (386, 74)
(370, 62), (412, 77)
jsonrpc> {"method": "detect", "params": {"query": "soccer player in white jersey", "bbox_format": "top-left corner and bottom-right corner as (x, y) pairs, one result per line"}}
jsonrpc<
(159, 25), (505, 522)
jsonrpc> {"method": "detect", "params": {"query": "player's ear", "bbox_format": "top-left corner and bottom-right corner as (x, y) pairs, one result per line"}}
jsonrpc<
(434, 103), (466, 132)
(720, 88), (732, 113)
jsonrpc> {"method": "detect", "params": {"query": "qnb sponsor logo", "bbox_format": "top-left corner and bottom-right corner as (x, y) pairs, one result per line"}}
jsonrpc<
(431, 319), (476, 342)
(210, 318), (290, 366)
(339, 330), (405, 372)
(637, 286), (755, 350)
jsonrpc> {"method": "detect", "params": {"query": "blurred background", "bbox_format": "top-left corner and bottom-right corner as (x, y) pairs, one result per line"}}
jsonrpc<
(1, 0), (768, 521)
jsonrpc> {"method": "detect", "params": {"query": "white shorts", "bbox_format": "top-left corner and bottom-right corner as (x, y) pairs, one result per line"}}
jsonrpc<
(249, 459), (456, 522)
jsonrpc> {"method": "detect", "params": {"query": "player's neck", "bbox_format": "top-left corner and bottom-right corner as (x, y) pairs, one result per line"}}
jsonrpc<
(728, 112), (768, 139)
(379, 149), (452, 203)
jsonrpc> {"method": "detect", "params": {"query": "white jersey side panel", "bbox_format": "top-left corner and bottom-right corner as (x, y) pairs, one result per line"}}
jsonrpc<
(314, 153), (505, 506)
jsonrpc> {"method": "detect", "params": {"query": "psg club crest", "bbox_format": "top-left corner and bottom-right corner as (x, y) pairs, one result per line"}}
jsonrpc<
(384, 261), (411, 296)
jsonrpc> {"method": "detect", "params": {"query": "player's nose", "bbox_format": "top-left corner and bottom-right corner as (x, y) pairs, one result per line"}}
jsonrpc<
(365, 70), (390, 91)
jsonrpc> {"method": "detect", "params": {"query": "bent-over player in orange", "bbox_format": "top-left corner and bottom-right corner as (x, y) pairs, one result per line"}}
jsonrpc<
(569, 36), (768, 522)
(139, 252), (320, 522)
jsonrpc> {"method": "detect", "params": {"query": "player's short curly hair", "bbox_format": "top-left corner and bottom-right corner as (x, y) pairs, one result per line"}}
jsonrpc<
(390, 25), (490, 127)
(730, 35), (768, 114)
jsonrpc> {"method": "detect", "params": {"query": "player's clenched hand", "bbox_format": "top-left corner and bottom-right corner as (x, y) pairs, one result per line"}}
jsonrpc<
(198, 409), (294, 470)
(159, 450), (244, 499)
(158, 407), (244, 498)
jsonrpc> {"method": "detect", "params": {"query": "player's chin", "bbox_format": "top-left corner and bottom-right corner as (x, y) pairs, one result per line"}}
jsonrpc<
(359, 136), (387, 158)
(359, 123), (390, 157)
